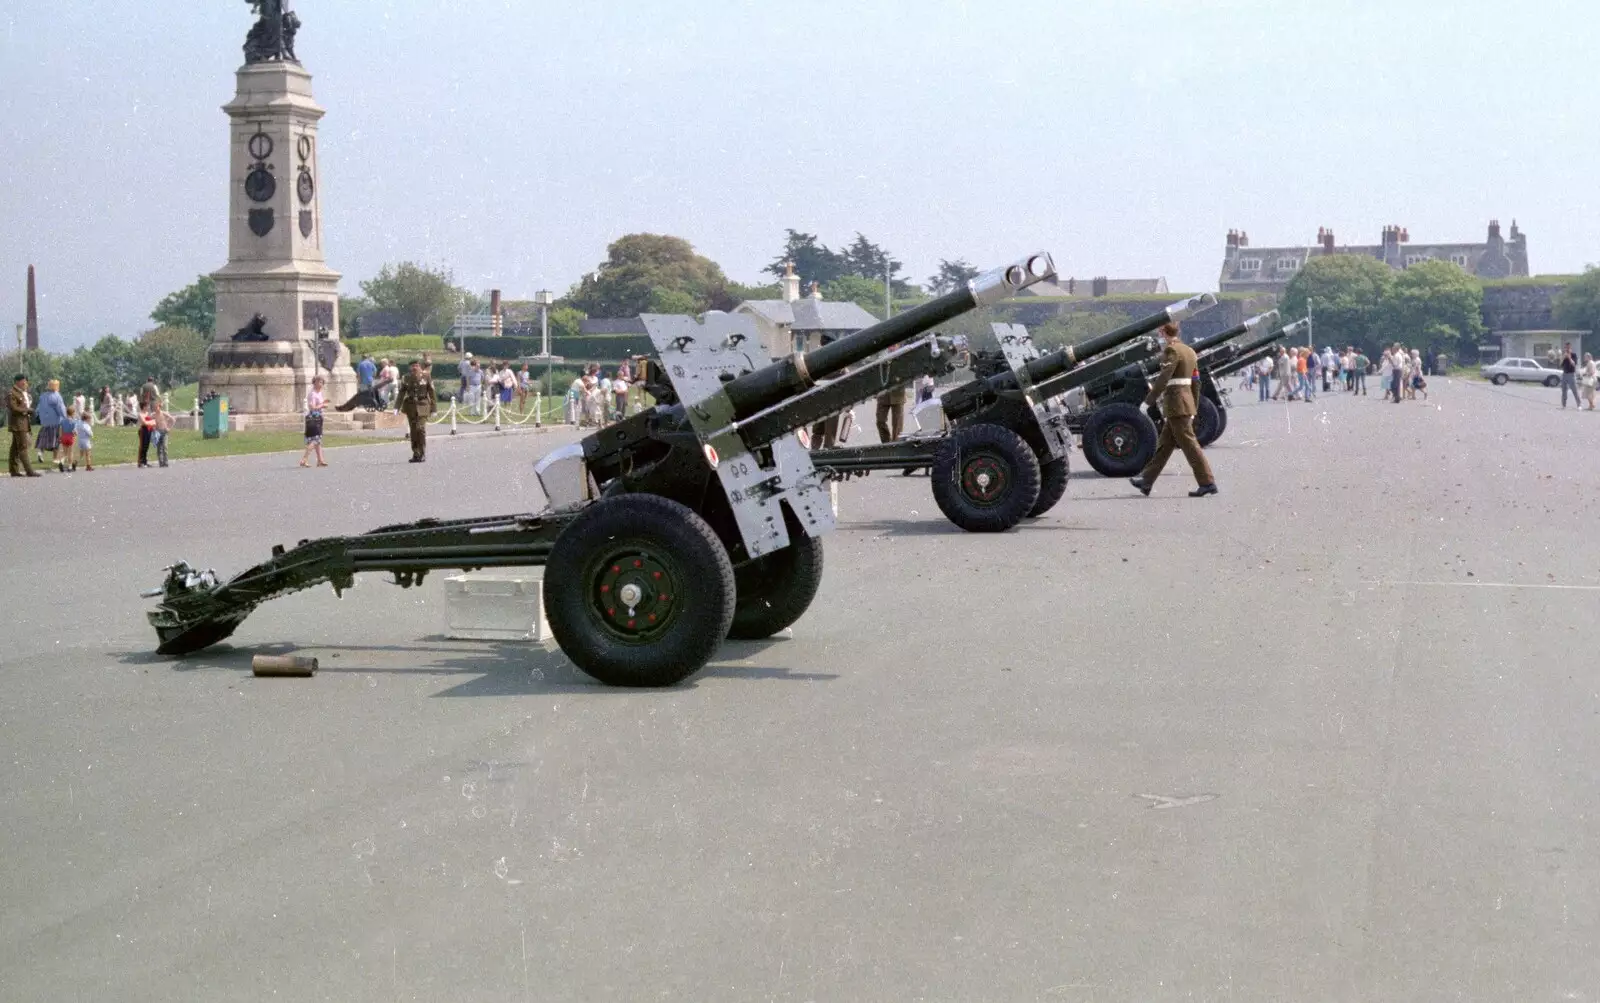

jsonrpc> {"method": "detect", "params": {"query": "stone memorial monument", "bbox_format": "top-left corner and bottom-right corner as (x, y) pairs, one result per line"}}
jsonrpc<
(198, 1), (356, 416)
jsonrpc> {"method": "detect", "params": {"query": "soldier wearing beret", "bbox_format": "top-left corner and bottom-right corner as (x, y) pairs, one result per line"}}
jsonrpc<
(1130, 322), (1216, 498)
(397, 360), (436, 463)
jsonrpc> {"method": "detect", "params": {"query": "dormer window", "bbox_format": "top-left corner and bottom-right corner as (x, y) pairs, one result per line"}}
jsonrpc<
(1277, 258), (1300, 271)
(1238, 258), (1262, 272)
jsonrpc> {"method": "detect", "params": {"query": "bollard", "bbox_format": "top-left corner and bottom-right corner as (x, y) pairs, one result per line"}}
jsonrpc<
(533, 393), (542, 428)
(493, 397), (501, 432)
(449, 399), (458, 436)
(252, 654), (318, 677)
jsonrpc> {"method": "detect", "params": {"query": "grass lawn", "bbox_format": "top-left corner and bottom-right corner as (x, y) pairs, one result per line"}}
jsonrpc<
(72, 426), (378, 467)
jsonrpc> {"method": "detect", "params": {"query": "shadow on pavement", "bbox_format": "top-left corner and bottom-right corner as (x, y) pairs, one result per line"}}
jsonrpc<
(112, 633), (838, 697)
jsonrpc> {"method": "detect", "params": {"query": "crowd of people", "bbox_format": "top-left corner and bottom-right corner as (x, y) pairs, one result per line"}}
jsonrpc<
(1242, 344), (1431, 403)
(565, 362), (636, 427)
(6, 372), (174, 477)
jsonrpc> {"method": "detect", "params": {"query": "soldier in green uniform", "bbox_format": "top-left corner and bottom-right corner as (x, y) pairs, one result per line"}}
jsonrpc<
(8, 374), (39, 477)
(875, 383), (906, 443)
(1130, 322), (1217, 498)
(397, 360), (435, 463)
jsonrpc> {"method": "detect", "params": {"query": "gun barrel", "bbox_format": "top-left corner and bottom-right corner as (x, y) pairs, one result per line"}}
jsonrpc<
(1191, 309), (1280, 356)
(1020, 293), (1217, 385)
(1210, 319), (1309, 377)
(724, 252), (1056, 418)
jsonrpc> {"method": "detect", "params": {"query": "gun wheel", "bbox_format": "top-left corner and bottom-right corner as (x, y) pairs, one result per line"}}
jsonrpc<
(1195, 396), (1222, 447)
(930, 422), (1041, 532)
(1028, 455), (1070, 518)
(728, 534), (825, 640)
(1080, 402), (1157, 478)
(545, 494), (735, 687)
(1198, 395), (1227, 446)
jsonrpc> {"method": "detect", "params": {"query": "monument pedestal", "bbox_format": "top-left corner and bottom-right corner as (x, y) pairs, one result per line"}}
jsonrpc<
(201, 339), (355, 414)
(196, 57), (356, 414)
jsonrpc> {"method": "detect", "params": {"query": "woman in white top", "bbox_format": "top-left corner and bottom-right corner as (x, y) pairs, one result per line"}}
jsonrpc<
(1581, 353), (1598, 411)
(299, 375), (328, 467)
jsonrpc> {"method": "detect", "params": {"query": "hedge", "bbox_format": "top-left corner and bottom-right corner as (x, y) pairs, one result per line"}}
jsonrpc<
(460, 333), (653, 362)
(345, 334), (445, 357)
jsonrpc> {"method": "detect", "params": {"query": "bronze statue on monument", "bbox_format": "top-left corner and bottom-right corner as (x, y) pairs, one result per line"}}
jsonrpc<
(244, 1), (302, 65)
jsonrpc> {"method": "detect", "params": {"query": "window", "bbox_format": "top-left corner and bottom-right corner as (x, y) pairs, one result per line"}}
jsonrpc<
(1277, 258), (1300, 271)
(1404, 254), (1431, 267)
(1237, 258), (1262, 272)
(793, 332), (808, 354)
(1451, 253), (1469, 267)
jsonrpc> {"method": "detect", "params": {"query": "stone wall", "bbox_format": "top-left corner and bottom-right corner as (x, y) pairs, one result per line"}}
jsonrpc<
(1481, 283), (1565, 332)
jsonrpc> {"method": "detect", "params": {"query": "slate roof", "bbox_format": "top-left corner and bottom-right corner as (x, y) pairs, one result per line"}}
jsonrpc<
(738, 299), (878, 331)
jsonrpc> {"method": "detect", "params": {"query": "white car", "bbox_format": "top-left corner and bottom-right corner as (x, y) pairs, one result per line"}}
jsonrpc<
(1481, 357), (1563, 387)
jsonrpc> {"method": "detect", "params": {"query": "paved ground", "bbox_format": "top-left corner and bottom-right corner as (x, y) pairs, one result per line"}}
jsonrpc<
(3, 378), (1599, 1002)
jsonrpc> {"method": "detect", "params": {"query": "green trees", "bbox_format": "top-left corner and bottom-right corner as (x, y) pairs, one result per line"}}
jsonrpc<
(132, 325), (212, 389)
(566, 234), (730, 317)
(927, 259), (980, 296)
(51, 328), (210, 397)
(1377, 260), (1485, 359)
(359, 262), (470, 333)
(820, 275), (887, 318)
(1282, 255), (1484, 357)
(764, 230), (915, 296)
(1554, 267), (1600, 336)
(1281, 256), (1395, 353)
(151, 275), (217, 335)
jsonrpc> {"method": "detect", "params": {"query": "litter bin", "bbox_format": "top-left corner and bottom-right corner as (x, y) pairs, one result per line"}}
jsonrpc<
(202, 395), (229, 439)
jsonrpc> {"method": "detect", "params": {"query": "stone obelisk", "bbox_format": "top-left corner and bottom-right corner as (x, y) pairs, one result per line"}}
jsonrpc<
(198, 1), (355, 415)
(25, 265), (39, 350)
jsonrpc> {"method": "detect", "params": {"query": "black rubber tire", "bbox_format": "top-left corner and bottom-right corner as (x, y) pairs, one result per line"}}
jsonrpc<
(1545, 375), (1561, 388)
(544, 494), (735, 687)
(1195, 396), (1222, 447)
(1492, 374), (1508, 385)
(930, 422), (1041, 532)
(1028, 455), (1069, 517)
(1207, 399), (1229, 443)
(728, 535), (824, 640)
(1080, 402), (1158, 478)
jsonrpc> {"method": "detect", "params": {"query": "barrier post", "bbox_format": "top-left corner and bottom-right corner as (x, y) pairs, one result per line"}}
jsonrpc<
(534, 393), (542, 428)
(493, 397), (501, 432)
(449, 399), (458, 436)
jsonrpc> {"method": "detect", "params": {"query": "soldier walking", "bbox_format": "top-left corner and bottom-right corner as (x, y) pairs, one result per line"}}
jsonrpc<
(8, 374), (39, 477)
(398, 360), (436, 463)
(875, 384), (906, 443)
(1130, 322), (1217, 498)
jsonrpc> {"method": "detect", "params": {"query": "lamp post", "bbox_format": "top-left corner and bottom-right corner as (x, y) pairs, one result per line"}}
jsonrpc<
(532, 289), (562, 411)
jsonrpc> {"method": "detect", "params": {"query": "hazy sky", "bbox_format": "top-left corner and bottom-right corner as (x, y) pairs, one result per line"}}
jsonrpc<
(2, 0), (1595, 350)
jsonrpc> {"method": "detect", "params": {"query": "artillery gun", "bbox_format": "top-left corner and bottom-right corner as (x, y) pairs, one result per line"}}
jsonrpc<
(1056, 309), (1279, 475)
(1207, 319), (1310, 388)
(807, 294), (1216, 532)
(143, 252), (1059, 688)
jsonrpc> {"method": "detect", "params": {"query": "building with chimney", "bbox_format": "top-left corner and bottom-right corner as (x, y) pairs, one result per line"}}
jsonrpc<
(734, 261), (879, 361)
(1218, 220), (1530, 295)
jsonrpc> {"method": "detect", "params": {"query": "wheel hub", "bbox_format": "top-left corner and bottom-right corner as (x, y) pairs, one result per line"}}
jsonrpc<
(1103, 422), (1136, 458)
(961, 453), (1010, 505)
(593, 550), (678, 641)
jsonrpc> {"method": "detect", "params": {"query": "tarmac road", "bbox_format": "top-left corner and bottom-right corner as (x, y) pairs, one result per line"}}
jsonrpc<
(2, 379), (1598, 1002)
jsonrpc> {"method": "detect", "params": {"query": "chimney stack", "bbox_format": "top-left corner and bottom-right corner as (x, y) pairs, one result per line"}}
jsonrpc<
(808, 281), (822, 300)
(25, 265), (38, 351)
(781, 260), (800, 303)
(1318, 228), (1336, 253)
(490, 289), (502, 338)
